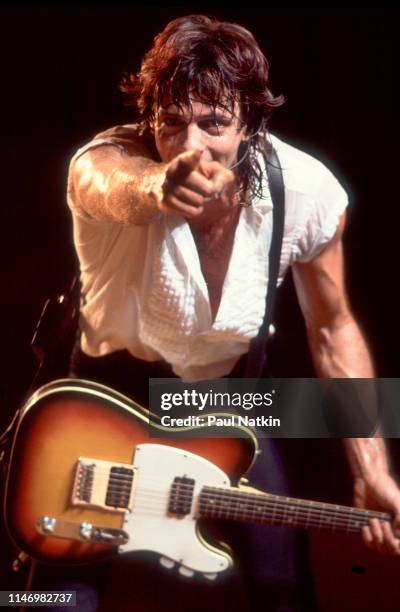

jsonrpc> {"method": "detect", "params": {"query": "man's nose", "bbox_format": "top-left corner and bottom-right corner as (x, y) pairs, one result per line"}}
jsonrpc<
(182, 124), (204, 151)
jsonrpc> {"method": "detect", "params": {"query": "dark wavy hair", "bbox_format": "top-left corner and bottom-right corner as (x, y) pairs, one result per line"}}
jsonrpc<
(120, 15), (284, 200)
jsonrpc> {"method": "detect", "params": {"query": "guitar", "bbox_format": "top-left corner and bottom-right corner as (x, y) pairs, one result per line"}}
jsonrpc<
(3, 378), (392, 580)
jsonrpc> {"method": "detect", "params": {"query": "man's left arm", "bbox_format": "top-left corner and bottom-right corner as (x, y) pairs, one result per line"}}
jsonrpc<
(293, 211), (400, 556)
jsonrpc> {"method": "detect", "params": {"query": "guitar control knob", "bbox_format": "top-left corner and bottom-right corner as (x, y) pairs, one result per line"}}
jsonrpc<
(202, 573), (217, 581)
(179, 566), (194, 578)
(159, 556), (175, 569)
(40, 516), (56, 533)
(79, 522), (93, 540)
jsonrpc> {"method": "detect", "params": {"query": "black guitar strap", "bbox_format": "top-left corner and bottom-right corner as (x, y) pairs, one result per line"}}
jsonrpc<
(244, 146), (285, 378)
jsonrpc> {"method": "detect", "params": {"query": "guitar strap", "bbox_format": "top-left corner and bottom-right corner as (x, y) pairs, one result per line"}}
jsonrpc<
(244, 145), (285, 378)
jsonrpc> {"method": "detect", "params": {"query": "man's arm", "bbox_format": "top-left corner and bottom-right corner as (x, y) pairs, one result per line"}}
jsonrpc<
(70, 143), (234, 225)
(292, 214), (372, 378)
(293, 212), (400, 556)
(70, 144), (166, 225)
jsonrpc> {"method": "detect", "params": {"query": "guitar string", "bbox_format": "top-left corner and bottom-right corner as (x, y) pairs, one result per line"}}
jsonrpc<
(72, 467), (390, 521)
(131, 497), (374, 523)
(72, 467), (390, 522)
(70, 469), (390, 523)
(109, 493), (388, 530)
(74, 477), (390, 523)
(124, 484), (391, 521)
(199, 487), (391, 519)
(131, 497), (383, 526)
(127, 503), (373, 531)
(128, 513), (366, 531)
(196, 505), (375, 526)
(70, 488), (388, 530)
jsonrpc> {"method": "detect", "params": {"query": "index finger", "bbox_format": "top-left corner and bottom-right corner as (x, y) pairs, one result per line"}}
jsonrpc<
(167, 150), (203, 182)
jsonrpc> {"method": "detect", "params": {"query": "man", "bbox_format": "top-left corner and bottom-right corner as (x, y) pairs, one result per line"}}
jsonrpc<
(65, 14), (400, 611)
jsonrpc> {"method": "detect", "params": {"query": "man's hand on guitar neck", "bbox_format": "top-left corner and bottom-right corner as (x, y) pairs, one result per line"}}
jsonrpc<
(344, 437), (400, 556)
(354, 471), (400, 556)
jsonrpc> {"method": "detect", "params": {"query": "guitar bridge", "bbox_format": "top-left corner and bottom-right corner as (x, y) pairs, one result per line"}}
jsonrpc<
(37, 516), (129, 546)
(71, 457), (136, 512)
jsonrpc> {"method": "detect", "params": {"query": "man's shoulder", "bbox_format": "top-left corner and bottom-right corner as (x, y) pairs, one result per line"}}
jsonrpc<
(71, 124), (157, 163)
(93, 123), (140, 143)
(267, 134), (348, 265)
(91, 124), (157, 156)
(269, 133), (343, 200)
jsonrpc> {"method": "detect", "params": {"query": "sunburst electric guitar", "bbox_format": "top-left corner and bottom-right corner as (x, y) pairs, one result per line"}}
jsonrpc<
(3, 378), (392, 580)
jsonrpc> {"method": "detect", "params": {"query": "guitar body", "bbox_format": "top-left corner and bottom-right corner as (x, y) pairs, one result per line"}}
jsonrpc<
(4, 378), (256, 572)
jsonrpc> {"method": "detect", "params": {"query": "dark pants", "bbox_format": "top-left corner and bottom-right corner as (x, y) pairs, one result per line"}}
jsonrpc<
(33, 349), (316, 612)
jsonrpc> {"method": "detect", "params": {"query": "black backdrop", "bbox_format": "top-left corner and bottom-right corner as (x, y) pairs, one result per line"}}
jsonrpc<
(1, 4), (400, 606)
(2, 4), (400, 410)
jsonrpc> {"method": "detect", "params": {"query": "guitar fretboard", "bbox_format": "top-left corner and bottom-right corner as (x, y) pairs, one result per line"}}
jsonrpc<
(198, 486), (391, 533)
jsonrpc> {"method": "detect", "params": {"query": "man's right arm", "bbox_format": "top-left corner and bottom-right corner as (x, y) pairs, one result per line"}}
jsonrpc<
(70, 144), (166, 225)
(70, 144), (236, 226)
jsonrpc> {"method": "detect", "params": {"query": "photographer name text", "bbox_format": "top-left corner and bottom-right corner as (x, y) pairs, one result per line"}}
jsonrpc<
(160, 414), (280, 428)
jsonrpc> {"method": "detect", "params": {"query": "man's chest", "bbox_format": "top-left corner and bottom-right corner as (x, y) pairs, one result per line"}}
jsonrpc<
(189, 210), (240, 320)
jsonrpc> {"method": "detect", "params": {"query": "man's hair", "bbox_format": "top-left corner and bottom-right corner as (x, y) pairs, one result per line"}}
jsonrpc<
(120, 14), (284, 200)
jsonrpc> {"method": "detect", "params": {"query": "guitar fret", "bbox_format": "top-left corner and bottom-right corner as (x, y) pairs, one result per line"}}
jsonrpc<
(198, 486), (390, 533)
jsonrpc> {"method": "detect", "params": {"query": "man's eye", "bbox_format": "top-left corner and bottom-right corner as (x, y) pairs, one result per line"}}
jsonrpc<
(163, 117), (182, 128)
(200, 118), (232, 135)
(200, 120), (223, 135)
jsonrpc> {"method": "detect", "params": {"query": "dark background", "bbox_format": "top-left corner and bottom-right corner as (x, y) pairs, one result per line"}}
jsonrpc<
(1, 4), (400, 608)
(2, 4), (399, 416)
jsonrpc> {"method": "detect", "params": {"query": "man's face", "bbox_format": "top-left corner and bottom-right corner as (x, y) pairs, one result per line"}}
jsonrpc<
(153, 98), (248, 168)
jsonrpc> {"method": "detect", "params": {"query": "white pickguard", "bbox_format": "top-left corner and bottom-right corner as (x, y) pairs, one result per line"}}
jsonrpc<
(120, 444), (232, 575)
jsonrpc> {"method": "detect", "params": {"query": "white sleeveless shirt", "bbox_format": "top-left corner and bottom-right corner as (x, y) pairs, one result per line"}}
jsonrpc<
(67, 126), (348, 380)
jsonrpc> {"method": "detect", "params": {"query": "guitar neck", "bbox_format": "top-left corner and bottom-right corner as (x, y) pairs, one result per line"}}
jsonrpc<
(198, 486), (392, 533)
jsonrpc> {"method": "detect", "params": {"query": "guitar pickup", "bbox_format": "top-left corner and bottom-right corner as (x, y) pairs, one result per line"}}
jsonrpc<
(168, 476), (195, 515)
(71, 457), (136, 512)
